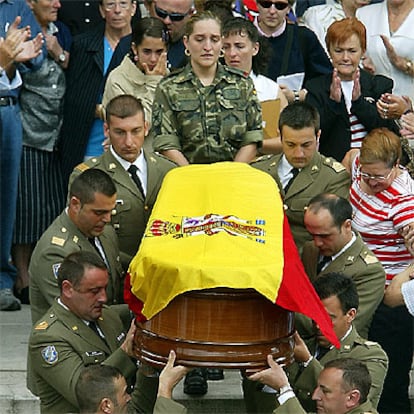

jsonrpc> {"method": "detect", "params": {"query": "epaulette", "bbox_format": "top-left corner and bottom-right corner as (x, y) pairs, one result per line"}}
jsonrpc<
(323, 157), (346, 173)
(34, 312), (58, 331)
(224, 65), (249, 78)
(50, 224), (74, 247)
(250, 154), (274, 164)
(74, 162), (90, 173)
(148, 152), (178, 166)
(362, 340), (380, 347)
(361, 250), (379, 265)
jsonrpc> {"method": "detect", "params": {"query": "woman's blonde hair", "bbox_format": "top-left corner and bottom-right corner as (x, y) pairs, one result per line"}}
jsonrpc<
(360, 128), (402, 168)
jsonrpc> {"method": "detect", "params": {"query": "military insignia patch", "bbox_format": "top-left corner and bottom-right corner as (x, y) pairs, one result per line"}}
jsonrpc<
(42, 345), (58, 365)
(35, 321), (49, 330)
(52, 263), (61, 279)
(51, 236), (65, 246)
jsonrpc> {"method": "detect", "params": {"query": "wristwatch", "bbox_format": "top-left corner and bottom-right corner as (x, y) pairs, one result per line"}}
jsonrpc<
(293, 90), (300, 102)
(405, 59), (413, 74)
(277, 384), (293, 396)
(58, 52), (66, 63)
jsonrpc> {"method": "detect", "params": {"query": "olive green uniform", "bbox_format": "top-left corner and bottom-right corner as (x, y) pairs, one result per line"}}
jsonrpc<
(300, 234), (385, 338)
(251, 153), (350, 251)
(243, 327), (387, 413)
(153, 396), (188, 414)
(151, 63), (263, 163)
(29, 212), (124, 324)
(27, 301), (136, 414)
(70, 149), (176, 269)
(274, 396), (378, 414)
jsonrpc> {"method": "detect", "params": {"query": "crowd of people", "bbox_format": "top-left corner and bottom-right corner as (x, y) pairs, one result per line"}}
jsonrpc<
(1, 0), (414, 413)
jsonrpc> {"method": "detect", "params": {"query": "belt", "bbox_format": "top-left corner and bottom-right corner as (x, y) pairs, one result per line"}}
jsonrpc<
(0, 96), (17, 106)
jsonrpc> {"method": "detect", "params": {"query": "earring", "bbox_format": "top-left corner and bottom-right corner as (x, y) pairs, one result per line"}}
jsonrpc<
(184, 48), (191, 57)
(134, 54), (139, 62)
(219, 49), (225, 58)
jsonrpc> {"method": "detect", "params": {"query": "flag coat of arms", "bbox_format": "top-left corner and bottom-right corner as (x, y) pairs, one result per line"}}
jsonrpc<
(128, 162), (339, 348)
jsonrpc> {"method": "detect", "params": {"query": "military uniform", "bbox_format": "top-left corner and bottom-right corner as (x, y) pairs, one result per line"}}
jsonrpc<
(243, 327), (387, 413)
(251, 152), (350, 251)
(29, 212), (124, 324)
(300, 234), (385, 338)
(27, 301), (137, 414)
(151, 63), (263, 164)
(69, 149), (176, 269)
(153, 396), (187, 414)
(274, 396), (378, 414)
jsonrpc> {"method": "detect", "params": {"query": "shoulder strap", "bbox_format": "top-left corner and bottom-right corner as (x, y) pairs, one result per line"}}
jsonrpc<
(280, 23), (295, 75)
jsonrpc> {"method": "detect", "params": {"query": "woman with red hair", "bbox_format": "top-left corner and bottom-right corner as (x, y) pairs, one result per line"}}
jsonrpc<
(305, 18), (396, 163)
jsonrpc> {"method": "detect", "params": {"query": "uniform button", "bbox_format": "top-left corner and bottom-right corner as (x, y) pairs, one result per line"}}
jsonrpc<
(85, 18), (90, 23)
(61, 227), (67, 233)
(85, 2), (90, 5)
(111, 209), (116, 215)
(144, 205), (149, 211)
(94, 359), (98, 362)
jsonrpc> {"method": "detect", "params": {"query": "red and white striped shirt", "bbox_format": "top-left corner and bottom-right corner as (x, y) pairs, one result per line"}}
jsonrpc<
(350, 156), (414, 284)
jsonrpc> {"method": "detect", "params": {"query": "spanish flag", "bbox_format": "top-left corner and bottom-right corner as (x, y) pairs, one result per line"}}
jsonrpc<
(127, 163), (339, 348)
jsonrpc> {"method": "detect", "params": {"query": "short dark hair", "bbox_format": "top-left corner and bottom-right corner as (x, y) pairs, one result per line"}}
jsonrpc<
(76, 365), (123, 413)
(131, 16), (169, 47)
(57, 251), (107, 291)
(324, 358), (371, 404)
(106, 94), (145, 124)
(222, 17), (270, 75)
(279, 102), (320, 136)
(69, 169), (116, 205)
(313, 272), (359, 313)
(307, 194), (352, 230)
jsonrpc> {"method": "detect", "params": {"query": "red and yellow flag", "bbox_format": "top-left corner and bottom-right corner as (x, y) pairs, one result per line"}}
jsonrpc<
(127, 162), (339, 348)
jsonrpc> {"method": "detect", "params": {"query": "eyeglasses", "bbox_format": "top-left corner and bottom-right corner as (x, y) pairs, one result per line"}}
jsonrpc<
(103, 0), (130, 11)
(155, 5), (190, 21)
(358, 167), (394, 182)
(257, 0), (290, 10)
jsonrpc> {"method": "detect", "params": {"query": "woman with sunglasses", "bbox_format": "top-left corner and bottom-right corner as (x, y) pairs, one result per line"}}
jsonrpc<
(151, 11), (263, 165)
(102, 17), (168, 135)
(254, 0), (332, 103)
(344, 127), (414, 414)
(222, 17), (288, 154)
(305, 18), (396, 163)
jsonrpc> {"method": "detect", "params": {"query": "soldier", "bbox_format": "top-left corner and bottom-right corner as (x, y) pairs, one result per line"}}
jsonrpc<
(76, 365), (131, 414)
(27, 252), (137, 414)
(249, 357), (379, 414)
(29, 169), (124, 325)
(301, 193), (385, 338)
(243, 273), (388, 413)
(151, 11), (263, 165)
(70, 95), (176, 269)
(251, 102), (350, 251)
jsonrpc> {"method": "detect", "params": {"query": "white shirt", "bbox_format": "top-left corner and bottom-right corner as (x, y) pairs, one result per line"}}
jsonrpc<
(357, 2), (414, 101)
(250, 72), (282, 102)
(278, 155), (300, 189)
(110, 146), (148, 195)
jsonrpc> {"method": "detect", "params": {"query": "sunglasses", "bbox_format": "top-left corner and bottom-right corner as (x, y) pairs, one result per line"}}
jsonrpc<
(155, 5), (190, 21)
(257, 1), (290, 10)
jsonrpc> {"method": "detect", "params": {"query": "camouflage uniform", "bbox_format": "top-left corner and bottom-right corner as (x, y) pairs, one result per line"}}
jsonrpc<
(151, 63), (263, 163)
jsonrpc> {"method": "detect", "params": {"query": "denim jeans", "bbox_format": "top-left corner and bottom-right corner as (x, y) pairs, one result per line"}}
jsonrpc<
(0, 103), (22, 289)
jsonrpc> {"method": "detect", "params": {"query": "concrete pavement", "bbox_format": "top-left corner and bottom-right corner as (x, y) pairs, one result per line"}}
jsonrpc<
(1, 305), (413, 413)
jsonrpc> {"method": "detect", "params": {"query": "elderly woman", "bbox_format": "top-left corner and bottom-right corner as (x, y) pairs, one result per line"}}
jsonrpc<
(345, 128), (414, 413)
(357, 0), (414, 103)
(150, 11), (263, 165)
(12, 0), (71, 304)
(305, 18), (395, 162)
